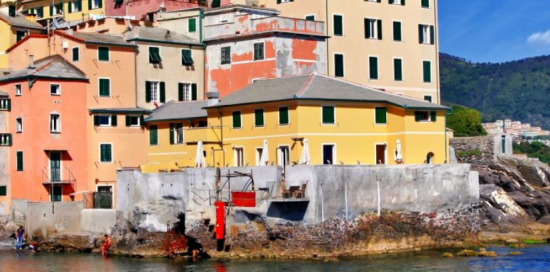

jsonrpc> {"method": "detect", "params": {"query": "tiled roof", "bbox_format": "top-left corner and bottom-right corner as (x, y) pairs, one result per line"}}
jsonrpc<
(0, 90), (8, 97)
(125, 26), (200, 45)
(146, 100), (208, 122)
(0, 55), (87, 82)
(70, 32), (135, 47)
(207, 73), (449, 110)
(0, 11), (43, 30)
(89, 108), (150, 114)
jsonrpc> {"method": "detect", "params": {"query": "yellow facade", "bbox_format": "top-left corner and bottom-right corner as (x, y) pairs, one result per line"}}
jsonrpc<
(20, 0), (105, 23)
(143, 100), (448, 173)
(0, 19), (41, 68)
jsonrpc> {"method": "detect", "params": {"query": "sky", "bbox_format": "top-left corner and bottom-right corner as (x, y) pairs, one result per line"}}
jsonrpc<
(438, 0), (550, 63)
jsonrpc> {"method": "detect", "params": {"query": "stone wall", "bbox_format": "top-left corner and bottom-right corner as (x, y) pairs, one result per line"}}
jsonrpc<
(450, 135), (513, 165)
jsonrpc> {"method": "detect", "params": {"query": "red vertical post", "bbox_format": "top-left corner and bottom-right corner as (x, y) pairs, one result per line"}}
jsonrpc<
(215, 201), (225, 240)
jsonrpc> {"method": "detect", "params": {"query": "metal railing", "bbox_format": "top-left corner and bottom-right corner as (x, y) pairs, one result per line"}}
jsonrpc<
(42, 168), (76, 185)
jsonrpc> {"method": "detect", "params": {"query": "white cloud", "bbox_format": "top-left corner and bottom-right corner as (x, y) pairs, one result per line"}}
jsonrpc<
(527, 30), (550, 45)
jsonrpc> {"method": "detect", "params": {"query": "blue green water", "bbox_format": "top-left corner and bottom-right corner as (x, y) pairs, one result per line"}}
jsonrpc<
(0, 245), (549, 272)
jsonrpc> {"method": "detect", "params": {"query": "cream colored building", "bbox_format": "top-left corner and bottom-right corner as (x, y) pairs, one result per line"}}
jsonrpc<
(258, 0), (440, 104)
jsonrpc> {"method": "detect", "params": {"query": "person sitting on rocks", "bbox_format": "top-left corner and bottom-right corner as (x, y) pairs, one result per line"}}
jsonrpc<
(101, 235), (111, 256)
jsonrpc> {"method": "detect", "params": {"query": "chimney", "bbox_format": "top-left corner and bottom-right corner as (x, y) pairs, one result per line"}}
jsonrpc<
(28, 55), (35, 69)
(206, 92), (220, 107)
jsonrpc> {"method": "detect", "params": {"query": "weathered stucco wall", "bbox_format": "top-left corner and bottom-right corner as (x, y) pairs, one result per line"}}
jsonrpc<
(0, 110), (9, 215)
(26, 201), (85, 239)
(81, 209), (117, 234)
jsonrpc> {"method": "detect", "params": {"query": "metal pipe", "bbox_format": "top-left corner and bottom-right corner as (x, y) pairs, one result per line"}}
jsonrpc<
(445, 107), (454, 163)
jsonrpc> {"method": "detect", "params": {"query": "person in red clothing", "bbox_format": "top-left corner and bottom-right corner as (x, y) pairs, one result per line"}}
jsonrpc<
(101, 234), (111, 256)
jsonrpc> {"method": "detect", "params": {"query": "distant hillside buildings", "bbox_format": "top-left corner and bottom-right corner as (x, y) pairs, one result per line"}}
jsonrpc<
(483, 119), (550, 137)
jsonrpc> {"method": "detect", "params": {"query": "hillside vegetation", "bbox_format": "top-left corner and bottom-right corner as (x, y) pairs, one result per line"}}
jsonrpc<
(440, 53), (550, 129)
(513, 141), (550, 164)
(447, 105), (487, 137)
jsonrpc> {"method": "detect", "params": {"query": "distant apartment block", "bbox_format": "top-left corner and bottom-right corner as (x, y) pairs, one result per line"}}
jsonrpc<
(483, 119), (550, 137)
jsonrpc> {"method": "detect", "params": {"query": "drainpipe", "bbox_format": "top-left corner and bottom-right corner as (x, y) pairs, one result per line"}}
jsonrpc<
(200, 8), (206, 99)
(325, 0), (329, 76)
(445, 107), (454, 164)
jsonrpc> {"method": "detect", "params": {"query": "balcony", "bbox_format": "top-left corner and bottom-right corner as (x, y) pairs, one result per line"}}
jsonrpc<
(42, 169), (76, 185)
(184, 126), (222, 145)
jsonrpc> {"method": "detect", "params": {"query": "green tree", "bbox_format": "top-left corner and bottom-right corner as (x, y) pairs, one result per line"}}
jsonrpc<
(447, 105), (487, 137)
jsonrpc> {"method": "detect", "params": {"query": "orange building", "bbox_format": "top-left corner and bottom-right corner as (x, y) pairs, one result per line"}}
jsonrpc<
(0, 55), (89, 202)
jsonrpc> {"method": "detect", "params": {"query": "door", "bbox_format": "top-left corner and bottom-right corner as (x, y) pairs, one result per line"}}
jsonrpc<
(95, 186), (113, 209)
(278, 146), (290, 166)
(52, 185), (62, 202)
(501, 135), (506, 154)
(50, 152), (61, 182)
(376, 144), (386, 165)
(323, 145), (334, 165)
(234, 148), (244, 167)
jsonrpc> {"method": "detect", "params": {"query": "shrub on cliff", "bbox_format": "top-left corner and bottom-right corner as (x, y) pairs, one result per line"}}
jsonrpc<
(513, 141), (550, 164)
(447, 105), (488, 137)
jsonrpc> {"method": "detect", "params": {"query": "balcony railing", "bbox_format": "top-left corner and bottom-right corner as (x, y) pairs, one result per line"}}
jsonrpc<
(42, 168), (76, 185)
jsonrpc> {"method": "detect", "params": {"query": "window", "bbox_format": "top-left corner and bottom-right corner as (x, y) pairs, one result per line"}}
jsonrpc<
(189, 18), (196, 32)
(50, 3), (63, 16)
(419, 24), (435, 45)
(369, 56), (379, 80)
(146, 81), (165, 103)
(98, 47), (109, 61)
(182, 49), (194, 65)
(424, 95), (432, 103)
(126, 115), (142, 127)
(221, 47), (231, 64)
(334, 54), (344, 77)
(100, 144), (112, 163)
(72, 47), (79, 62)
(16, 31), (26, 42)
(90, 0), (102, 10)
(279, 107), (289, 125)
(149, 47), (162, 64)
(50, 114), (61, 133)
(375, 107), (387, 124)
(0, 99), (10, 111)
(0, 134), (12, 146)
(16, 151), (23, 171)
(149, 125), (158, 145)
(15, 84), (21, 96)
(277, 0), (293, 3)
(389, 0), (405, 6)
(256, 148), (263, 166)
(421, 0), (430, 8)
(16, 118), (22, 132)
(415, 111), (437, 122)
(169, 123), (184, 144)
(8, 5), (15, 17)
(94, 115), (117, 127)
(423, 61), (431, 83)
(255, 109), (264, 127)
(198, 120), (208, 127)
(333, 15), (343, 36)
(254, 42), (264, 61)
(179, 83), (191, 101)
(393, 21), (402, 41)
(364, 18), (382, 40)
(234, 147), (244, 167)
(232, 111), (241, 129)
(394, 58), (403, 81)
(99, 78), (110, 97)
(36, 7), (44, 18)
(278, 146), (290, 166)
(305, 15), (315, 21)
(322, 106), (335, 125)
(323, 145), (335, 165)
(50, 84), (61, 95)
(69, 0), (82, 13)
(0, 186), (6, 196)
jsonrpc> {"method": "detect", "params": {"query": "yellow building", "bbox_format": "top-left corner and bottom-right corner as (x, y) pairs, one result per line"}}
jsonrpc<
(20, 0), (104, 23)
(0, 8), (43, 68)
(143, 73), (449, 172)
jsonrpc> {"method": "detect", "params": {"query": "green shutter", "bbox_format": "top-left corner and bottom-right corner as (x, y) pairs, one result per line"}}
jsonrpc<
(402, 0), (405, 5)
(101, 144), (112, 162)
(431, 111), (437, 122)
(169, 124), (175, 144)
(306, 15), (315, 21)
(88, 0), (92, 10)
(377, 19), (382, 40)
(72, 47), (79, 61)
(7, 99), (10, 111)
(68, 1), (73, 12)
(423, 61), (431, 83)
(334, 54), (344, 77)
(232, 112), (241, 128)
(189, 18), (196, 32)
(393, 21), (402, 41)
(0, 186), (6, 196)
(178, 83), (184, 101)
(149, 125), (158, 145)
(375, 107), (387, 124)
(191, 83), (197, 100)
(255, 109), (264, 127)
(369, 57), (378, 80)
(333, 15), (343, 36)
(49, 4), (53, 16)
(211, 0), (220, 7)
(8, 5), (15, 17)
(149, 47), (161, 64)
(322, 106), (335, 124)
(99, 78), (110, 96)
(37, 7), (43, 18)
(430, 25), (435, 45)
(182, 50), (194, 65)
(8, 134), (12, 146)
(16, 152), (23, 171)
(394, 58), (403, 81)
(419, 25), (424, 44)
(58, 3), (63, 13)
(365, 19), (371, 38)
(140, 116), (145, 126)
(98, 47), (109, 61)
(125, 115), (131, 127)
(94, 115), (100, 126)
(111, 115), (117, 127)
(145, 81), (151, 103)
(98, 0), (102, 8)
(415, 112), (421, 122)
(279, 107), (289, 125)
(422, 0), (429, 8)
(159, 82), (166, 103)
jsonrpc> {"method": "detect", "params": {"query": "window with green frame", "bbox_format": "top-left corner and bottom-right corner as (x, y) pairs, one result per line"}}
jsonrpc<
(149, 125), (158, 145)
(394, 58), (403, 81)
(16, 151), (23, 171)
(100, 144), (112, 163)
(254, 109), (264, 127)
(393, 21), (402, 41)
(421, 0), (430, 8)
(279, 107), (289, 125)
(423, 61), (431, 83)
(16, 31), (26, 42)
(99, 78), (110, 97)
(182, 49), (194, 65)
(305, 15), (315, 21)
(232, 111), (241, 128)
(98, 47), (109, 62)
(424, 95), (432, 103)
(322, 106), (335, 124)
(334, 54), (344, 77)
(189, 18), (196, 32)
(149, 47), (162, 64)
(369, 56), (379, 80)
(333, 15), (343, 36)
(375, 107), (387, 124)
